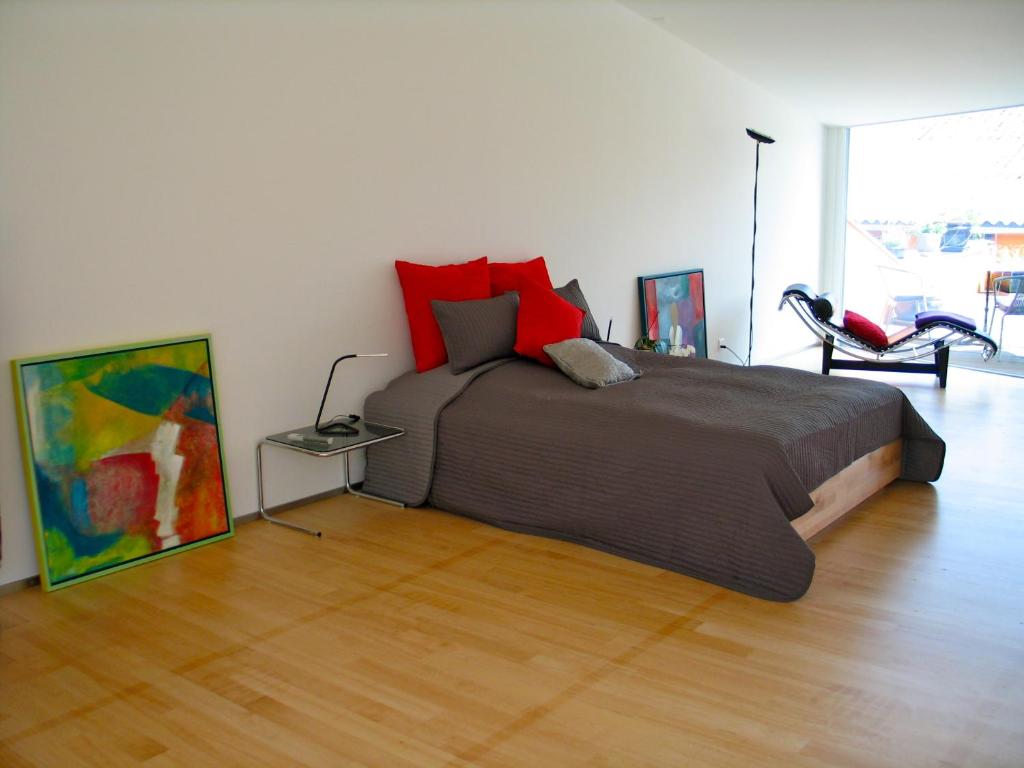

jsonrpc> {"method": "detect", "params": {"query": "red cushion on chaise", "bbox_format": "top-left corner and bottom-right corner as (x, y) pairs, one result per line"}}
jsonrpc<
(843, 309), (889, 348)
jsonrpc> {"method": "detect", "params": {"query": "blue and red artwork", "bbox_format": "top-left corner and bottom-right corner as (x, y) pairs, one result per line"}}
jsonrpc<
(638, 269), (708, 358)
(12, 335), (232, 589)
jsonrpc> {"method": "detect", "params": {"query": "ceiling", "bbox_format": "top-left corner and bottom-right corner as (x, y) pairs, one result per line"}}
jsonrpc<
(619, 0), (1024, 126)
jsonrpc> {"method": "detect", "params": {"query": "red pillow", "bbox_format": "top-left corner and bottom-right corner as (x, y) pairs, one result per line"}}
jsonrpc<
(395, 257), (491, 372)
(513, 279), (584, 366)
(843, 309), (888, 348)
(489, 257), (553, 297)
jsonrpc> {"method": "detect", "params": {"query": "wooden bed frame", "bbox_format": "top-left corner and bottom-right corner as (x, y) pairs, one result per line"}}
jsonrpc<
(793, 439), (903, 541)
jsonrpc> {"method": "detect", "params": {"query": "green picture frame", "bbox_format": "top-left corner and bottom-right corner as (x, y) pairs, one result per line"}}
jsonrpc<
(11, 334), (233, 590)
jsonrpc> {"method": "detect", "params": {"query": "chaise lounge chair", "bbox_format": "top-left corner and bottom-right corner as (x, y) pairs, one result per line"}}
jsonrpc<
(779, 284), (997, 388)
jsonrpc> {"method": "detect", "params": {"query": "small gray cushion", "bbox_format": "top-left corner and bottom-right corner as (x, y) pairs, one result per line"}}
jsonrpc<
(543, 338), (638, 388)
(432, 293), (519, 373)
(554, 279), (602, 341)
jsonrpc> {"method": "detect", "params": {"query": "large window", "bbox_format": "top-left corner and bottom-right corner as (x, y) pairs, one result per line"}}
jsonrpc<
(844, 107), (1024, 362)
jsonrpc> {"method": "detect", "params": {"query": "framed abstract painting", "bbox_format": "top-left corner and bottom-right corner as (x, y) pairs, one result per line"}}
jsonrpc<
(637, 268), (708, 358)
(11, 334), (233, 590)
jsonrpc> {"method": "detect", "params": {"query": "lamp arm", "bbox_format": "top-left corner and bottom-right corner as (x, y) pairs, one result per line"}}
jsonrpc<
(314, 353), (387, 432)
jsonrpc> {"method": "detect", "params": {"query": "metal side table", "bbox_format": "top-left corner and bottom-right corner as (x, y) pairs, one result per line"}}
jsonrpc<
(256, 421), (405, 537)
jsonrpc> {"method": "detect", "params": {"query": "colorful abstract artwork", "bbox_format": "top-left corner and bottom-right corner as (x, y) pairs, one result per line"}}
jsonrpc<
(637, 269), (708, 358)
(11, 335), (232, 590)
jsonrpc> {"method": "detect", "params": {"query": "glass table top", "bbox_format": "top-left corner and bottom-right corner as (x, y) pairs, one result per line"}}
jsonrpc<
(265, 421), (403, 454)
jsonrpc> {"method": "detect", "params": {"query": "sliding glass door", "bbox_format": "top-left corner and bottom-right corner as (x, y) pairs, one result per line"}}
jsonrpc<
(843, 106), (1024, 371)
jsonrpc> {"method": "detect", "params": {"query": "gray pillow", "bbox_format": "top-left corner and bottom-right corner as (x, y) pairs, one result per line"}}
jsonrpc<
(554, 279), (602, 341)
(432, 293), (519, 373)
(543, 338), (638, 388)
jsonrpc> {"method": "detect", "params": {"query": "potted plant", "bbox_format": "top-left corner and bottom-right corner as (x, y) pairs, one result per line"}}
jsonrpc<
(634, 335), (669, 354)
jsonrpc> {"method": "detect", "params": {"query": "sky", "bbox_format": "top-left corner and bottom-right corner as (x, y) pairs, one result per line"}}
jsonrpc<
(847, 105), (1024, 226)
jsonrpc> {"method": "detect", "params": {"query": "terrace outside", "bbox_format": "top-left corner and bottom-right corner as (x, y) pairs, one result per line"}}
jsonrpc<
(844, 107), (1024, 374)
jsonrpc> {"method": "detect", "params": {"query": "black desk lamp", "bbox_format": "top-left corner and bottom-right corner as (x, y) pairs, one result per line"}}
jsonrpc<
(314, 353), (387, 435)
(746, 127), (775, 366)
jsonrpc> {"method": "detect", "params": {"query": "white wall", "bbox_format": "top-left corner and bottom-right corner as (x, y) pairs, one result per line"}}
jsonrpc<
(0, 0), (823, 586)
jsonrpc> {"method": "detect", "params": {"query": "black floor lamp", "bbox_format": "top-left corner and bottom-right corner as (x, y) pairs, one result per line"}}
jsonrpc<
(746, 127), (775, 366)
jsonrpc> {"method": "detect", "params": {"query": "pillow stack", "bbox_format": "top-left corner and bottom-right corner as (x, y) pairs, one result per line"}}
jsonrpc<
(394, 256), (603, 372)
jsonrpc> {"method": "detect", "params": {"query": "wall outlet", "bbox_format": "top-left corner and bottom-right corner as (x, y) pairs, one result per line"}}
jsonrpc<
(719, 337), (727, 349)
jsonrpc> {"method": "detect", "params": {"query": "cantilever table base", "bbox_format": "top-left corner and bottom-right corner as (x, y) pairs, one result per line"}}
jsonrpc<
(256, 422), (405, 537)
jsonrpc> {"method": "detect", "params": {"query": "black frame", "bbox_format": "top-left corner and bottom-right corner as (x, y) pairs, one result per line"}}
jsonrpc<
(821, 334), (951, 388)
(637, 268), (708, 358)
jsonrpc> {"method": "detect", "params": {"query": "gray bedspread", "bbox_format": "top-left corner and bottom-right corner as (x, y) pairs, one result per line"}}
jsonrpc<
(363, 347), (944, 601)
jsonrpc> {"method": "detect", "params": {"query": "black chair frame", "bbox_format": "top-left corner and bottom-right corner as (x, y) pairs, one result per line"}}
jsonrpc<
(779, 284), (997, 389)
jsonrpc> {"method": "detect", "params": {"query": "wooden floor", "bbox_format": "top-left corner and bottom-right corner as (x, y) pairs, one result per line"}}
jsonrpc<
(2, 360), (1022, 767)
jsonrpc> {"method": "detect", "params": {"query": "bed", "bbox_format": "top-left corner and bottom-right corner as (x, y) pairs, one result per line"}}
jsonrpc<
(362, 346), (944, 601)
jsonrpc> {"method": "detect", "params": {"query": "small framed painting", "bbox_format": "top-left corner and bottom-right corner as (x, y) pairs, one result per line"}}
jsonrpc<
(11, 334), (233, 590)
(637, 268), (708, 358)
